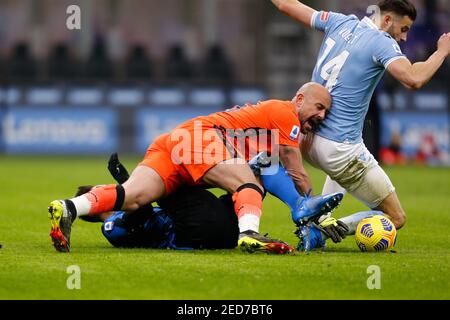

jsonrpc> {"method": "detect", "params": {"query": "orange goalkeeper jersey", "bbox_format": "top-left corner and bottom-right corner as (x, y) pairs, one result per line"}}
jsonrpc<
(140, 100), (302, 193)
(189, 99), (302, 148)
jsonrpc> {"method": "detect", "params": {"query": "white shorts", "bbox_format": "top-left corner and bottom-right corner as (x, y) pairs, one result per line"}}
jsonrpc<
(301, 133), (395, 208)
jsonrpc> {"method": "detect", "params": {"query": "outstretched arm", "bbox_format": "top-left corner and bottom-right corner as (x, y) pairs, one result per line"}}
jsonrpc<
(387, 33), (450, 90)
(279, 144), (312, 196)
(271, 0), (317, 28)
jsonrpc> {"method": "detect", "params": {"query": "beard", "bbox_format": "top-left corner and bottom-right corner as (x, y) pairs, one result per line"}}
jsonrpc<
(386, 25), (400, 42)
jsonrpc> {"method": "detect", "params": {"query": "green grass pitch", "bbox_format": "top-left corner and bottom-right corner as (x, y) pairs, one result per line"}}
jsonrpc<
(0, 155), (449, 300)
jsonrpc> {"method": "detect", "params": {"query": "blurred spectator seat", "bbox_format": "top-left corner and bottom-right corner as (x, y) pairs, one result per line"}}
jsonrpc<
(434, 60), (450, 87)
(8, 43), (37, 81)
(165, 45), (193, 81)
(48, 44), (77, 80)
(85, 39), (114, 80)
(201, 45), (233, 85)
(125, 45), (153, 80)
(0, 59), (5, 83)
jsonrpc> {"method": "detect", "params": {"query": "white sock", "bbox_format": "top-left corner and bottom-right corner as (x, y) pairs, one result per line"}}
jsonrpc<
(69, 195), (92, 217)
(339, 210), (384, 235)
(238, 214), (260, 233)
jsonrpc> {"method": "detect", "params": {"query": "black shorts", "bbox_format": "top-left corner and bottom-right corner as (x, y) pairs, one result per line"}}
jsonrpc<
(157, 186), (239, 249)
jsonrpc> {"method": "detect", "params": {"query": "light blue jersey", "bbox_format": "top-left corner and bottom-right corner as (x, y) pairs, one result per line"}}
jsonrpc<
(311, 11), (406, 143)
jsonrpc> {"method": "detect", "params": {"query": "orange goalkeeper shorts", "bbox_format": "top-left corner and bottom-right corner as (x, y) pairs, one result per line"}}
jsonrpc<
(139, 122), (233, 195)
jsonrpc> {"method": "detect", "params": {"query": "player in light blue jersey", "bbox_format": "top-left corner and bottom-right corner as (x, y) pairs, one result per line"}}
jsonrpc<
(272, 0), (450, 244)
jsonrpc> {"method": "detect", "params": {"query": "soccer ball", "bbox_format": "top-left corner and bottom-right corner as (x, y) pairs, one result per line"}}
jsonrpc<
(355, 215), (397, 252)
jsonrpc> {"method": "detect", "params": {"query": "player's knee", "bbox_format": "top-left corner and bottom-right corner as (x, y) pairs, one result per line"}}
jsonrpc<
(387, 210), (406, 229)
(121, 165), (165, 209)
(120, 185), (145, 211)
(394, 212), (406, 229)
(122, 190), (149, 211)
(377, 191), (406, 230)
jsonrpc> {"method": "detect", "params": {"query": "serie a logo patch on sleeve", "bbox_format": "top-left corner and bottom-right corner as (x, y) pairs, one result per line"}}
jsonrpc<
(289, 125), (300, 141)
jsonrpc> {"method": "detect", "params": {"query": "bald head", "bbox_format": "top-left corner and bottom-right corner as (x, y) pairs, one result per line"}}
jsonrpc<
(294, 82), (331, 105)
(292, 82), (332, 134)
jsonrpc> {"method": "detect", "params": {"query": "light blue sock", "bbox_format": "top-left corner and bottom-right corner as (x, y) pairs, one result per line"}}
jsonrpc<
(260, 166), (303, 213)
(339, 210), (384, 235)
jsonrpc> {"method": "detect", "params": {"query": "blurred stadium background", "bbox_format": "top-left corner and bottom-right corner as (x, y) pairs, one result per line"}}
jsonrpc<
(0, 0), (449, 166)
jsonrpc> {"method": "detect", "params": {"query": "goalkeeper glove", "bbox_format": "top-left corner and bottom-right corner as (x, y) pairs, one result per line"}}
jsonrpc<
(108, 153), (130, 184)
(315, 216), (349, 243)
